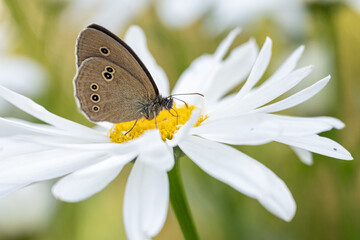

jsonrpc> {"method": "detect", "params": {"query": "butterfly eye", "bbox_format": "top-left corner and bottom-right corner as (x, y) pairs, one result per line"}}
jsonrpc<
(92, 105), (100, 112)
(102, 71), (113, 81)
(105, 66), (114, 73)
(99, 47), (110, 56)
(90, 83), (99, 91)
(90, 93), (101, 103)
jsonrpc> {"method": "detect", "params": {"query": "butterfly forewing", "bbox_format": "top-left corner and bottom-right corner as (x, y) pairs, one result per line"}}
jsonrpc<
(74, 57), (155, 123)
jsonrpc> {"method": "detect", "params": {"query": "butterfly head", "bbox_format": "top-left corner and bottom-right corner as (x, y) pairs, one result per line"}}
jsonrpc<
(160, 95), (174, 111)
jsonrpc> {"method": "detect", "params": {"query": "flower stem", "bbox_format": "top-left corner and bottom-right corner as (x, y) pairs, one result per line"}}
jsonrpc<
(168, 147), (200, 240)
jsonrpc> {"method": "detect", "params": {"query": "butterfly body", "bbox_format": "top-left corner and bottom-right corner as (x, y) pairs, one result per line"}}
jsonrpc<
(74, 24), (174, 124)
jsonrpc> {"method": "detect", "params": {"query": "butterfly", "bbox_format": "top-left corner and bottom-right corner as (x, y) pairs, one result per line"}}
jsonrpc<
(74, 24), (202, 133)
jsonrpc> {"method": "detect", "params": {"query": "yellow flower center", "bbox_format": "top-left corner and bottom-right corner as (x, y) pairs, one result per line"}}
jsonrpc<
(109, 105), (207, 143)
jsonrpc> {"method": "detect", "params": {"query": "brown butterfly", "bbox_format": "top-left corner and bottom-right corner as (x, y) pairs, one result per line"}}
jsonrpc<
(73, 24), (202, 133)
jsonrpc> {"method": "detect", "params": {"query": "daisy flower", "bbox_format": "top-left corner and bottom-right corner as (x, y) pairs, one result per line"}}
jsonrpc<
(0, 26), (352, 239)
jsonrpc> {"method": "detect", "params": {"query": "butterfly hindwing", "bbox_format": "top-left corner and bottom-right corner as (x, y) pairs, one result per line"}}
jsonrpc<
(74, 57), (154, 123)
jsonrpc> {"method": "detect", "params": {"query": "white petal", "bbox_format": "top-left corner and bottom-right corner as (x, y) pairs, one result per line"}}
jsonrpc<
(0, 150), (106, 184)
(179, 136), (296, 221)
(70, 152), (137, 175)
(291, 147), (313, 165)
(235, 66), (313, 114)
(124, 161), (169, 239)
(0, 118), (36, 136)
(192, 114), (277, 145)
(255, 114), (342, 136)
(0, 183), (29, 198)
(52, 153), (137, 202)
(194, 112), (342, 145)
(206, 39), (258, 104)
(0, 85), (105, 140)
(52, 167), (120, 202)
(0, 137), (48, 160)
(124, 26), (169, 96)
(276, 135), (353, 160)
(311, 116), (345, 129)
(235, 37), (272, 100)
(167, 109), (200, 147)
(0, 117), (66, 137)
(138, 130), (174, 171)
(213, 28), (241, 60)
(14, 134), (139, 155)
(94, 121), (114, 132)
(172, 28), (240, 100)
(23, 128), (172, 161)
(52, 159), (125, 202)
(261, 45), (305, 88)
(207, 92), (236, 114)
(0, 117), (107, 142)
(254, 76), (330, 114)
(171, 54), (214, 98)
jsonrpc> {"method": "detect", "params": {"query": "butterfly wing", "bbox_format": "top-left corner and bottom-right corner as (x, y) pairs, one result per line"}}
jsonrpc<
(75, 24), (158, 97)
(74, 57), (154, 123)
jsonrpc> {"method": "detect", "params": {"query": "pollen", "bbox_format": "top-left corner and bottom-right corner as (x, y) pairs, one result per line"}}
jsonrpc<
(109, 105), (207, 143)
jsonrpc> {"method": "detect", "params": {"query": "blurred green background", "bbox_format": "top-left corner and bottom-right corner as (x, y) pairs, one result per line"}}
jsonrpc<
(0, 0), (359, 239)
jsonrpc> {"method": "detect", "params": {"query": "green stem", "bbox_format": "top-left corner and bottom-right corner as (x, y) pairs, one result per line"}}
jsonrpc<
(168, 147), (200, 240)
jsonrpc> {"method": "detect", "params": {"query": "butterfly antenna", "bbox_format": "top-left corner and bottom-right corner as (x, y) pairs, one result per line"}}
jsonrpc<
(125, 118), (138, 136)
(172, 97), (189, 108)
(170, 93), (204, 97)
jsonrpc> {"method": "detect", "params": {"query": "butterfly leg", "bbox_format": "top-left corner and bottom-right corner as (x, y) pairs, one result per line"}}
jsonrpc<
(125, 118), (138, 135)
(154, 111), (158, 129)
(168, 108), (179, 125)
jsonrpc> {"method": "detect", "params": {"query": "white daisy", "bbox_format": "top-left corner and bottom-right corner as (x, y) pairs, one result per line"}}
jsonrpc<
(0, 26), (352, 239)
